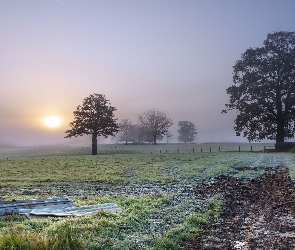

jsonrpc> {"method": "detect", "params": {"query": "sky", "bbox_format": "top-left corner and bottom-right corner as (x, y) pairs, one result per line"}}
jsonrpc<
(1, 0), (295, 146)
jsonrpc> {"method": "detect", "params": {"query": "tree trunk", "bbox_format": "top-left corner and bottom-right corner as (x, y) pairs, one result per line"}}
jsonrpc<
(276, 117), (285, 150)
(275, 85), (285, 144)
(276, 119), (285, 144)
(153, 134), (157, 145)
(275, 84), (285, 149)
(92, 134), (98, 155)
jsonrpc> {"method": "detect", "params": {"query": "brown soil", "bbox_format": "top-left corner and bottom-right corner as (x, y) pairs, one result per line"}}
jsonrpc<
(183, 166), (295, 250)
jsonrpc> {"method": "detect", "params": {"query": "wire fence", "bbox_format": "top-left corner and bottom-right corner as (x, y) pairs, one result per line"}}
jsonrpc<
(90, 143), (276, 154)
(0, 143), (277, 158)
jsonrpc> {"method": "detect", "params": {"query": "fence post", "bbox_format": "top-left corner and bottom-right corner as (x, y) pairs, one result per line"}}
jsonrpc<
(219, 147), (220, 152)
(210, 147), (211, 152)
(193, 148), (194, 153)
(251, 146), (252, 152)
(239, 146), (240, 152)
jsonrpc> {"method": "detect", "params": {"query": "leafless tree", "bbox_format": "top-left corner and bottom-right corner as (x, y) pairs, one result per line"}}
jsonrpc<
(119, 119), (132, 145)
(165, 131), (173, 144)
(138, 109), (173, 145)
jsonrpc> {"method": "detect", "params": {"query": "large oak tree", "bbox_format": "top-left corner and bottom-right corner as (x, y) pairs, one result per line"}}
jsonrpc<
(223, 31), (295, 145)
(65, 93), (119, 155)
(138, 109), (173, 145)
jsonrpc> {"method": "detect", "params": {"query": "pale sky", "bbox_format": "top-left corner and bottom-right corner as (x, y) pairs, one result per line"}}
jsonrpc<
(1, 0), (295, 146)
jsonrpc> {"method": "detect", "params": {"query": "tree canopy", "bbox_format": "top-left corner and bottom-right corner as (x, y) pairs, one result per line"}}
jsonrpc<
(222, 31), (295, 145)
(65, 93), (118, 155)
(138, 109), (173, 145)
(177, 121), (197, 144)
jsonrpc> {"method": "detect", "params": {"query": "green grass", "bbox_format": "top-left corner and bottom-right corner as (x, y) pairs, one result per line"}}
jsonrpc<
(0, 154), (177, 186)
(152, 195), (223, 250)
(0, 221), (85, 250)
(0, 144), (294, 249)
(1, 151), (287, 187)
(0, 194), (222, 250)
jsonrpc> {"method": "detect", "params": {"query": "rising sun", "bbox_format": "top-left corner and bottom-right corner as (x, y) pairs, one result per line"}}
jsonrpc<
(43, 116), (61, 128)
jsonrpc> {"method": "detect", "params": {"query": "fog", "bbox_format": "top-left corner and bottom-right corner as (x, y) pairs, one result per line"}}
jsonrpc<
(1, 0), (295, 147)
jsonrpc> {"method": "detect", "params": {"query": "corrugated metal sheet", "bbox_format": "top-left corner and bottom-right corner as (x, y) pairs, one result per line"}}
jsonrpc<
(0, 198), (122, 219)
(0, 198), (73, 216)
(30, 203), (123, 216)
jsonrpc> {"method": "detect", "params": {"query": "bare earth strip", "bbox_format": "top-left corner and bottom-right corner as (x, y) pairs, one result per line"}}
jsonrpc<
(184, 165), (295, 249)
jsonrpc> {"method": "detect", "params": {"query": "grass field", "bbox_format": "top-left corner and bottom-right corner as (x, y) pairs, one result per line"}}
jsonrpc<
(0, 143), (294, 249)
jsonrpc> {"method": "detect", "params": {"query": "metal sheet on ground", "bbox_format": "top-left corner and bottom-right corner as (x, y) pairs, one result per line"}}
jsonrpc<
(30, 202), (123, 216)
(0, 198), (73, 216)
(0, 198), (122, 218)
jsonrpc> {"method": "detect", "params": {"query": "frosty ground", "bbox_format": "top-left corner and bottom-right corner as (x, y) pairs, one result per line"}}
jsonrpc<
(0, 144), (294, 249)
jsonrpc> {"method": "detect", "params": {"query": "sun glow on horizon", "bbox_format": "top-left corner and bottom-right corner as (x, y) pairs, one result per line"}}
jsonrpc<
(43, 116), (62, 128)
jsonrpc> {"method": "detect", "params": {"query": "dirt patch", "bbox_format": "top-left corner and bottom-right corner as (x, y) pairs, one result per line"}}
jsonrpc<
(184, 166), (295, 249)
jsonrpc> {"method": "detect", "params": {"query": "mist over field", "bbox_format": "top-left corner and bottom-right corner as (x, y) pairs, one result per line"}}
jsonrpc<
(1, 1), (295, 147)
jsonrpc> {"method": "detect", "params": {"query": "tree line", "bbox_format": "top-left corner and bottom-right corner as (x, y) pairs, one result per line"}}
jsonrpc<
(118, 115), (197, 145)
(65, 31), (295, 155)
(65, 93), (197, 155)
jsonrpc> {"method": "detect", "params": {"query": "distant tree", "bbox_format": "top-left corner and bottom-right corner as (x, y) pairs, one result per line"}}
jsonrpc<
(138, 109), (173, 145)
(165, 131), (173, 144)
(119, 119), (132, 145)
(145, 132), (164, 144)
(222, 31), (295, 146)
(65, 93), (119, 155)
(129, 124), (145, 144)
(177, 121), (197, 143)
(126, 124), (163, 144)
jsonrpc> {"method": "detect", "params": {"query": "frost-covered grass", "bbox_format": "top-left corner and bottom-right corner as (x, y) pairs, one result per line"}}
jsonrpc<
(0, 194), (223, 250)
(168, 151), (295, 180)
(0, 144), (294, 249)
(0, 154), (184, 187)
(0, 147), (294, 187)
(0, 143), (284, 188)
(0, 142), (273, 158)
